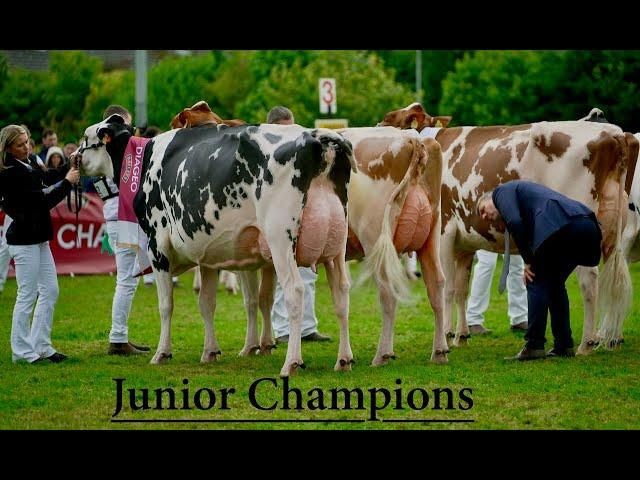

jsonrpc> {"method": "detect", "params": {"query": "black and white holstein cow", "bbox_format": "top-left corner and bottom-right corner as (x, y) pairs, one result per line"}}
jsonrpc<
(78, 115), (356, 377)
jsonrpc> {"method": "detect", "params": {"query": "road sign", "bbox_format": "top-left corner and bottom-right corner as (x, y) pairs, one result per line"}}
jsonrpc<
(319, 78), (337, 114)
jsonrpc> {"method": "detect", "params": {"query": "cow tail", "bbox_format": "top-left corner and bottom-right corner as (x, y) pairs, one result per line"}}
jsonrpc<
(597, 136), (632, 349)
(358, 138), (425, 303)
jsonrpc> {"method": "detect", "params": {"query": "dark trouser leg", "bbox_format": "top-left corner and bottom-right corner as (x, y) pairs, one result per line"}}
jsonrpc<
(525, 279), (549, 350)
(548, 280), (573, 350)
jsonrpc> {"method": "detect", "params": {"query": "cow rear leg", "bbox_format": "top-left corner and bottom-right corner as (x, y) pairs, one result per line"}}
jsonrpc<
(325, 257), (354, 371)
(417, 231), (448, 364)
(198, 266), (221, 363)
(576, 266), (599, 355)
(258, 266), (276, 354)
(238, 270), (261, 357)
(452, 253), (473, 347)
(439, 230), (457, 342)
(151, 270), (175, 364)
(371, 279), (397, 367)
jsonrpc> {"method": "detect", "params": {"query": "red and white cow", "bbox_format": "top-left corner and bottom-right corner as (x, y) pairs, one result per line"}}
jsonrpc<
(77, 111), (357, 377)
(379, 103), (638, 352)
(622, 133), (640, 263)
(338, 127), (447, 365)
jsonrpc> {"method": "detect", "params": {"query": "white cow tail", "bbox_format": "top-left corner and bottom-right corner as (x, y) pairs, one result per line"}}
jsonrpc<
(358, 138), (425, 303)
(597, 138), (632, 349)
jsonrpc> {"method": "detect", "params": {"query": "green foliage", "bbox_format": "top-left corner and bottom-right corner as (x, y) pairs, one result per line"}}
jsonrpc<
(204, 51), (257, 120)
(0, 53), (8, 91)
(0, 68), (52, 143)
(373, 50), (469, 111)
(236, 51), (415, 127)
(44, 51), (103, 143)
(146, 52), (221, 130)
(249, 50), (318, 80)
(555, 50), (640, 132)
(439, 50), (565, 126)
(82, 70), (135, 130)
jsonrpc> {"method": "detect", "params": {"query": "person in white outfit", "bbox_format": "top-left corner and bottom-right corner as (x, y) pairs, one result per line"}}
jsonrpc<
(466, 249), (528, 334)
(267, 106), (330, 344)
(90, 105), (150, 355)
(0, 124), (80, 363)
(0, 208), (11, 293)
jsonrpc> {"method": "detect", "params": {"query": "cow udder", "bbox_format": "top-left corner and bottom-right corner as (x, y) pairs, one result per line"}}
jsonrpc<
(393, 185), (433, 253)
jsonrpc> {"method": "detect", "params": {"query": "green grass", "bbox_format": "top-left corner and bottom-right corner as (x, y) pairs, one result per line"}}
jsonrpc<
(1, 260), (639, 430)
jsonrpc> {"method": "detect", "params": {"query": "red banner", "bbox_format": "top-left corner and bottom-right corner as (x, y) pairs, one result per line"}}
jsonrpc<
(6, 192), (116, 277)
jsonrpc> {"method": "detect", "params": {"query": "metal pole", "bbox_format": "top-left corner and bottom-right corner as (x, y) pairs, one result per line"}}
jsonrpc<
(135, 50), (148, 130)
(416, 50), (422, 104)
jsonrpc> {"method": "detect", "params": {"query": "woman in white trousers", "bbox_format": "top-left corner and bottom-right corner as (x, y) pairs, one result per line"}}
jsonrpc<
(0, 125), (79, 363)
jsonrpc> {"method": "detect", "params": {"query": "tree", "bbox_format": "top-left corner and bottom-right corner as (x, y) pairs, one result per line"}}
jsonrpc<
(82, 69), (135, 129)
(0, 68), (52, 144)
(0, 53), (7, 91)
(44, 51), (103, 142)
(236, 50), (415, 127)
(439, 50), (564, 126)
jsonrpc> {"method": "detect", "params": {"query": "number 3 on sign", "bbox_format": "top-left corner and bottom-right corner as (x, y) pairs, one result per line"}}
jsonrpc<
(319, 78), (337, 114)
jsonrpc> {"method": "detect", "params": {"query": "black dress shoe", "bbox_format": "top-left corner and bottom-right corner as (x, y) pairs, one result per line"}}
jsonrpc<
(47, 352), (68, 363)
(302, 331), (331, 342)
(128, 341), (150, 351)
(30, 357), (46, 364)
(505, 346), (546, 361)
(546, 347), (575, 358)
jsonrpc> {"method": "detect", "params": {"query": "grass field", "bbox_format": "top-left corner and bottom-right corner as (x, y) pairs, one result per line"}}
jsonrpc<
(1, 260), (639, 430)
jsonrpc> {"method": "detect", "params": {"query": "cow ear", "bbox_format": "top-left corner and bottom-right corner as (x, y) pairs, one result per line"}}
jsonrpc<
(432, 116), (452, 128)
(105, 114), (125, 125)
(409, 112), (427, 130)
(191, 101), (213, 113)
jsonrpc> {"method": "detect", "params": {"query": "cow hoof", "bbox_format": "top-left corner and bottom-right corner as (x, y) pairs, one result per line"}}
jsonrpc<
(334, 358), (355, 372)
(452, 334), (470, 347)
(238, 346), (260, 357)
(150, 352), (173, 364)
(577, 341), (597, 356)
(201, 350), (222, 363)
(259, 344), (276, 355)
(431, 350), (449, 364)
(371, 353), (396, 367)
(279, 361), (305, 378)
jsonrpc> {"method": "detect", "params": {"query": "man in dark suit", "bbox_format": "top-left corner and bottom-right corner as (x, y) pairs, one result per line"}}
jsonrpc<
(477, 180), (603, 360)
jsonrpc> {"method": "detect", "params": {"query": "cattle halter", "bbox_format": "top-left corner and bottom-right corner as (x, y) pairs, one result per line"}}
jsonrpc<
(78, 138), (104, 154)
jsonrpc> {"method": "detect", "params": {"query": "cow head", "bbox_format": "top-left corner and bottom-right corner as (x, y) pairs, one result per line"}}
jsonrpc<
(377, 103), (452, 131)
(170, 100), (246, 129)
(78, 113), (134, 177)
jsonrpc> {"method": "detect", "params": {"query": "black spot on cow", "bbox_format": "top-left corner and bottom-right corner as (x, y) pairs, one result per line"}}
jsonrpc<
(264, 133), (282, 144)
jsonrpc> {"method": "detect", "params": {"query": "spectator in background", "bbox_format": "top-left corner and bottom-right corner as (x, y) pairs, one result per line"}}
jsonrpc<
(45, 146), (67, 169)
(267, 106), (331, 344)
(0, 124), (80, 363)
(38, 128), (58, 163)
(63, 142), (78, 162)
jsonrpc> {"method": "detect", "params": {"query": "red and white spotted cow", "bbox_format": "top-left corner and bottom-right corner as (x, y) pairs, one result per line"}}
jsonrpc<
(77, 113), (356, 377)
(621, 133), (640, 263)
(378, 103), (638, 352)
(338, 127), (448, 365)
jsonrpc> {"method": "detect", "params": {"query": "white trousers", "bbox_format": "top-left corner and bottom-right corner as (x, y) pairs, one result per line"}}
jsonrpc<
(106, 221), (139, 343)
(271, 267), (319, 338)
(0, 215), (13, 291)
(8, 242), (59, 362)
(466, 249), (528, 326)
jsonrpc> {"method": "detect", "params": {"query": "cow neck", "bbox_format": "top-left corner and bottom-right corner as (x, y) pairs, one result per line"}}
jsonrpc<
(106, 132), (132, 181)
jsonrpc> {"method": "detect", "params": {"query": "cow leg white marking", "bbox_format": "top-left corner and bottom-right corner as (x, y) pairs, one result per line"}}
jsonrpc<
(452, 254), (474, 347)
(269, 248), (304, 378)
(439, 230), (457, 343)
(238, 270), (260, 357)
(575, 266), (599, 355)
(258, 266), (276, 354)
(325, 257), (353, 371)
(371, 279), (397, 367)
(151, 270), (174, 364)
(198, 266), (221, 363)
(192, 266), (201, 293)
(417, 226), (448, 364)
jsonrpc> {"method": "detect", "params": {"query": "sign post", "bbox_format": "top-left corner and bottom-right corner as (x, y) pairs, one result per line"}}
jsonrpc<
(319, 78), (337, 117)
